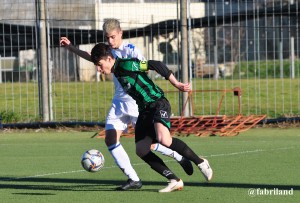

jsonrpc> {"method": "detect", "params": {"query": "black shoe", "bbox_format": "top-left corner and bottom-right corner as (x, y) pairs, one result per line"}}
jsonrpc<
(115, 179), (142, 191)
(179, 157), (194, 175)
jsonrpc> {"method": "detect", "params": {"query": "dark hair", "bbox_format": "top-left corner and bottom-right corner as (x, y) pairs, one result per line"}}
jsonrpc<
(91, 43), (114, 65)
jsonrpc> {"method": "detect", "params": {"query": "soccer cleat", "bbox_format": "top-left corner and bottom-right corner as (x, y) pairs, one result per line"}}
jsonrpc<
(115, 179), (142, 191)
(198, 158), (213, 181)
(159, 179), (184, 193)
(178, 157), (194, 175)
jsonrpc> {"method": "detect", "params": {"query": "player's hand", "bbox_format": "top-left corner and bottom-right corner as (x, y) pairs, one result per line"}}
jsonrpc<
(175, 82), (191, 92)
(168, 74), (191, 92)
(60, 37), (71, 46)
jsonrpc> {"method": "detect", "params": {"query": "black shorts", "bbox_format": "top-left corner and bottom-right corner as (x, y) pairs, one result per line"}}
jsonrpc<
(135, 97), (171, 143)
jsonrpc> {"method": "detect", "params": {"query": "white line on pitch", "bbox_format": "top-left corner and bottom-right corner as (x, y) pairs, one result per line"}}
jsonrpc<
(205, 146), (297, 158)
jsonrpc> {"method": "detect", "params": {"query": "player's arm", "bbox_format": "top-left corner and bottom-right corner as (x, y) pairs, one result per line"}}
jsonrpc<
(168, 74), (191, 92)
(60, 37), (92, 62)
(147, 60), (172, 79)
(147, 60), (191, 92)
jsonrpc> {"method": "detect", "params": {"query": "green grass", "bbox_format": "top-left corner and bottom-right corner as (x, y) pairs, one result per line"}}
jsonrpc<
(0, 128), (299, 203)
(0, 77), (300, 123)
(232, 59), (300, 79)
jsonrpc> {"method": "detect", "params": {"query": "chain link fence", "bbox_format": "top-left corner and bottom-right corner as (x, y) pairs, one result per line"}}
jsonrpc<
(0, 0), (299, 124)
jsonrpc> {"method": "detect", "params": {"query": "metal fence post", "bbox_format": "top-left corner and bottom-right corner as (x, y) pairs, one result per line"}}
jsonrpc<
(38, 0), (50, 121)
(180, 0), (191, 116)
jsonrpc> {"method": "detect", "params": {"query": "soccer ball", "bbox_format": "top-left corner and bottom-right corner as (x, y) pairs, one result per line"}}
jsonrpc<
(81, 149), (105, 172)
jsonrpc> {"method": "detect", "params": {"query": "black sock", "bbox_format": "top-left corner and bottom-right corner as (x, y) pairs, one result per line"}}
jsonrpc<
(141, 151), (179, 180)
(169, 138), (203, 165)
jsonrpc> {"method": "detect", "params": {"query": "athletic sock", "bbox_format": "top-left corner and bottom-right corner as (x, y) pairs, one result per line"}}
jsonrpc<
(169, 138), (203, 165)
(141, 151), (179, 180)
(108, 142), (140, 181)
(152, 143), (183, 162)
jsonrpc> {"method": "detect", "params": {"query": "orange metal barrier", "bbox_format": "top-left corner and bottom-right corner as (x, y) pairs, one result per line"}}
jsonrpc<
(170, 114), (266, 137)
(169, 87), (266, 136)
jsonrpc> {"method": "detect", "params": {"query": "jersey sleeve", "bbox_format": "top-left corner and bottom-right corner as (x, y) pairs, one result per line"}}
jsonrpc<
(147, 60), (172, 80)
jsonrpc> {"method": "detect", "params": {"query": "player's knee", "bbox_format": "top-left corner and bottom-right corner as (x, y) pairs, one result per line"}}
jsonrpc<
(104, 136), (115, 146)
(136, 144), (150, 157)
(104, 129), (120, 146)
(136, 136), (152, 157)
(136, 147), (150, 158)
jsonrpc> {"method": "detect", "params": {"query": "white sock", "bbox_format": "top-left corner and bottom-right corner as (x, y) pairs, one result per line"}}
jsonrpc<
(152, 143), (183, 162)
(108, 142), (140, 181)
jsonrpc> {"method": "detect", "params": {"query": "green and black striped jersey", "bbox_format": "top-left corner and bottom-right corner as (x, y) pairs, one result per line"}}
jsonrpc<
(113, 58), (165, 110)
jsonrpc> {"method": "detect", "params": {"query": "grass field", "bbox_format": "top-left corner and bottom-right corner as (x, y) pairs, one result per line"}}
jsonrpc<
(0, 128), (299, 203)
(1, 78), (300, 122)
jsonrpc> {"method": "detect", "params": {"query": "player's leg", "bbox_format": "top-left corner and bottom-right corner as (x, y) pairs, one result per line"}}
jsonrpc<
(151, 143), (182, 161)
(154, 98), (212, 181)
(136, 136), (183, 193)
(151, 143), (193, 175)
(135, 110), (183, 192)
(155, 122), (213, 181)
(105, 103), (141, 190)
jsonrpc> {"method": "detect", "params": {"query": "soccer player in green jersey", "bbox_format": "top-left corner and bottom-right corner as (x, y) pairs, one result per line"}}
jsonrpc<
(90, 43), (213, 193)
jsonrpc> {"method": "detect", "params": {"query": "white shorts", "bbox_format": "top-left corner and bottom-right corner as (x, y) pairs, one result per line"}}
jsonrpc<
(105, 99), (139, 132)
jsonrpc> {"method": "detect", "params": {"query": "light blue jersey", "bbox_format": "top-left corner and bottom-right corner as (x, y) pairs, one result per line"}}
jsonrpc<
(111, 42), (145, 102)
